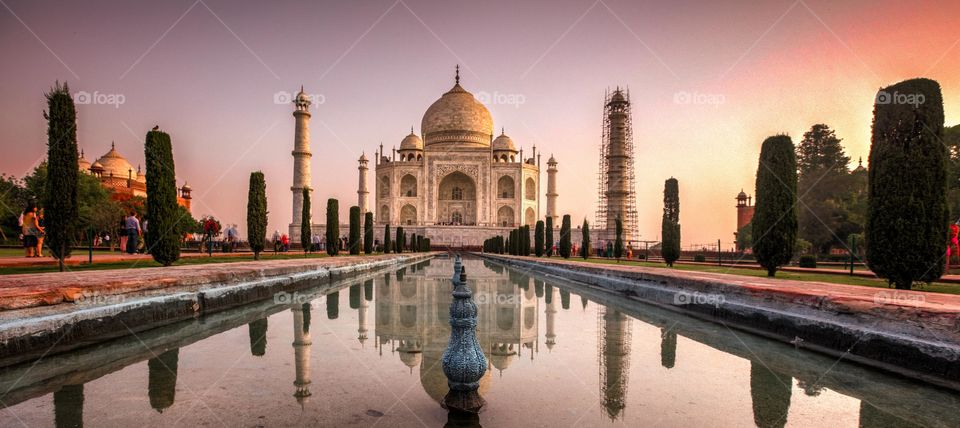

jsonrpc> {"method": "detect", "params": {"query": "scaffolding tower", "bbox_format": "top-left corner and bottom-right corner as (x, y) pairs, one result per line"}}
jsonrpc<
(595, 88), (639, 243)
(597, 306), (633, 421)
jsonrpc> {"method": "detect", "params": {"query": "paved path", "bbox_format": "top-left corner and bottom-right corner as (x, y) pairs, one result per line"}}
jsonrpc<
(0, 253), (431, 311)
(0, 250), (303, 268)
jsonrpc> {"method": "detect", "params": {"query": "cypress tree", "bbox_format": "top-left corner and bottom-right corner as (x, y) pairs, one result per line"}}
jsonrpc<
(396, 226), (404, 253)
(867, 78), (947, 289)
(505, 236), (511, 255)
(524, 225), (532, 256)
(614, 217), (624, 261)
(301, 189), (311, 254)
(148, 349), (179, 413)
(145, 129), (181, 266)
(545, 216), (554, 257)
(348, 206), (360, 255)
(581, 219), (591, 259)
(326, 291), (339, 320)
(752, 135), (798, 276)
(661, 177), (681, 266)
(559, 215), (572, 258)
(384, 224), (391, 254)
(246, 171), (267, 260)
(535, 220), (545, 257)
(325, 198), (339, 256)
(364, 212), (374, 254)
(43, 82), (79, 272)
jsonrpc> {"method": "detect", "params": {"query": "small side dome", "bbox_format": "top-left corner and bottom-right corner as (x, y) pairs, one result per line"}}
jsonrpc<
(399, 351), (422, 369)
(492, 130), (516, 152)
(400, 131), (423, 151)
(90, 161), (104, 172)
(737, 189), (747, 199)
(359, 152), (368, 162)
(78, 150), (91, 172)
(180, 182), (192, 192)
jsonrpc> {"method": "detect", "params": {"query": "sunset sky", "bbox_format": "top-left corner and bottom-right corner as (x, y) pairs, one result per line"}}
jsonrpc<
(2, 0), (959, 248)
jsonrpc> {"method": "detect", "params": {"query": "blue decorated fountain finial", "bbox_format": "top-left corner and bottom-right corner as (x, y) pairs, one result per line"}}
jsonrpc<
(441, 255), (488, 414)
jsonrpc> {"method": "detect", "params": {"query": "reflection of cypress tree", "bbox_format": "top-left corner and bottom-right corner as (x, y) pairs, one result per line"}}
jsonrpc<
(858, 401), (922, 428)
(248, 318), (268, 357)
(302, 303), (311, 334)
(326, 291), (340, 320)
(750, 361), (792, 428)
(148, 349), (180, 413)
(396, 267), (406, 281)
(660, 328), (677, 369)
(581, 296), (588, 309)
(483, 259), (503, 274)
(560, 289), (570, 310)
(54, 384), (83, 428)
(545, 285), (553, 304)
(534, 280), (544, 298)
(349, 284), (361, 309)
(364, 279), (373, 301)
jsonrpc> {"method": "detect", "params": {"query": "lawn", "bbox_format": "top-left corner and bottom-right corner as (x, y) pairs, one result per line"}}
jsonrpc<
(580, 257), (960, 296)
(0, 252), (334, 275)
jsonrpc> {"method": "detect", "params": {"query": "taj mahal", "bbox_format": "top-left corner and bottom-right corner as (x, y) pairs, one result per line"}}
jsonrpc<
(289, 67), (566, 248)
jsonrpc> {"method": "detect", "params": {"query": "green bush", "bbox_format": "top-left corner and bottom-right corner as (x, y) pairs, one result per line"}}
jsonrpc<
(559, 215), (572, 258)
(348, 206), (360, 255)
(580, 219), (590, 259)
(694, 254), (706, 262)
(383, 224), (391, 254)
(145, 130), (181, 266)
(867, 78), (947, 289)
(545, 216), (554, 257)
(325, 199), (339, 256)
(301, 189), (311, 253)
(246, 172), (267, 260)
(752, 135), (798, 276)
(535, 220), (545, 257)
(363, 212), (374, 254)
(799, 255), (817, 268)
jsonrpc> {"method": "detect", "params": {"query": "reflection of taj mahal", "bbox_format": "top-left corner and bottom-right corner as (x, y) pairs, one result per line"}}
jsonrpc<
(288, 67), (562, 247)
(374, 258), (538, 400)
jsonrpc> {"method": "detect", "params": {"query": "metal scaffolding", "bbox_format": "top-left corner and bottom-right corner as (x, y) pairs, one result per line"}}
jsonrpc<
(595, 88), (639, 243)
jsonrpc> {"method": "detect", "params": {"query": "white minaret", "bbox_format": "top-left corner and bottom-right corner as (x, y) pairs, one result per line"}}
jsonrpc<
(358, 153), (369, 215)
(545, 285), (557, 351)
(290, 87), (312, 238)
(546, 155), (559, 225)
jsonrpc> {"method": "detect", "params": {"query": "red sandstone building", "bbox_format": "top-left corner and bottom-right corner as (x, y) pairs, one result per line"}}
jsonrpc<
(77, 143), (193, 212)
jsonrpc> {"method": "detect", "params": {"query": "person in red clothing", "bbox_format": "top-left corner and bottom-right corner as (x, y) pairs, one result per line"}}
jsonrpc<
(280, 234), (290, 252)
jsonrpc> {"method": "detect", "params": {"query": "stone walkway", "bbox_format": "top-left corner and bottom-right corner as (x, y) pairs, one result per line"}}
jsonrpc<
(0, 253), (429, 311)
(0, 250), (263, 268)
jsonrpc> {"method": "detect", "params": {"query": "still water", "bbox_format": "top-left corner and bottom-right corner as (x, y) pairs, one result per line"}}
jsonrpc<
(1, 256), (957, 427)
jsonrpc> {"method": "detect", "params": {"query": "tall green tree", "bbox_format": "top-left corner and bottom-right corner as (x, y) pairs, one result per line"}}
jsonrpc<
(867, 78), (947, 289)
(661, 177), (681, 266)
(944, 124), (960, 220)
(383, 224), (391, 254)
(559, 215), (572, 258)
(614, 217), (624, 261)
(144, 129), (181, 266)
(363, 212), (374, 254)
(395, 226), (404, 253)
(348, 206), (360, 255)
(325, 198), (339, 256)
(43, 82), (79, 271)
(796, 124), (859, 254)
(246, 171), (267, 260)
(545, 216), (554, 257)
(535, 220), (545, 257)
(301, 189), (311, 254)
(752, 135), (798, 276)
(580, 219), (591, 259)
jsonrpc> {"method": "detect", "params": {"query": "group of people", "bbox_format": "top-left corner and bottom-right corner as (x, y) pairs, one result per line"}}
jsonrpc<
(19, 205), (45, 257)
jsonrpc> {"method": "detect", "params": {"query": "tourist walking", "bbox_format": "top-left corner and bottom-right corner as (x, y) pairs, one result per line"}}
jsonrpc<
(311, 233), (321, 252)
(21, 205), (39, 258)
(272, 230), (281, 254)
(35, 208), (46, 257)
(124, 211), (142, 254)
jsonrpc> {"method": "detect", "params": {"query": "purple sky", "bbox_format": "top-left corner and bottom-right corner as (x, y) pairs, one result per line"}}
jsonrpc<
(2, 0), (959, 248)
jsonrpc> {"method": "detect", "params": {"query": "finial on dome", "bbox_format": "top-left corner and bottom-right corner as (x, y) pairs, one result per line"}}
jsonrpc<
(411, 126), (414, 134)
(858, 156), (863, 166)
(300, 85), (304, 93)
(501, 127), (505, 135)
(111, 141), (115, 149)
(455, 64), (460, 85)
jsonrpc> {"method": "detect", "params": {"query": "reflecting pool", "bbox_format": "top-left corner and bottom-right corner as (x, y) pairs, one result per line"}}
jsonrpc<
(1, 256), (957, 427)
